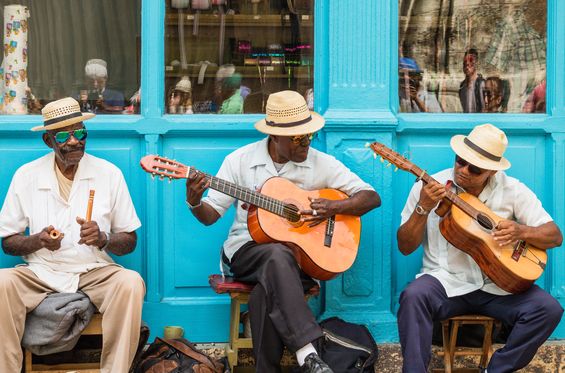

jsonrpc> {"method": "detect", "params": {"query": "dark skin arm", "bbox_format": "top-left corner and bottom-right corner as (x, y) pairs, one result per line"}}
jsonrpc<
(2, 225), (64, 256)
(397, 181), (447, 255)
(493, 220), (562, 250)
(185, 171), (221, 226)
(76, 217), (137, 256)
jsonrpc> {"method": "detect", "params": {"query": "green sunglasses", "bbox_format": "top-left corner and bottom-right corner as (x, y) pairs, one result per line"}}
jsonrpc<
(53, 128), (88, 144)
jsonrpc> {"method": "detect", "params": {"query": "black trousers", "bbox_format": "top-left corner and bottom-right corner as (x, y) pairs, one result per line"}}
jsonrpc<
(228, 241), (323, 373)
(398, 274), (563, 373)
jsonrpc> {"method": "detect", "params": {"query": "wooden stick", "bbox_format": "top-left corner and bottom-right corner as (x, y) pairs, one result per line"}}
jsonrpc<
(86, 189), (95, 222)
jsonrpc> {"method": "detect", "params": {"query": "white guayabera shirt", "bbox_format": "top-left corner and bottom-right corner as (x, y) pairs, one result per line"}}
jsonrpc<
(0, 153), (141, 293)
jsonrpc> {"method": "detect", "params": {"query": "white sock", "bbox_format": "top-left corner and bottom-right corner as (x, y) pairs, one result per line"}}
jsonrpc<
(296, 343), (318, 366)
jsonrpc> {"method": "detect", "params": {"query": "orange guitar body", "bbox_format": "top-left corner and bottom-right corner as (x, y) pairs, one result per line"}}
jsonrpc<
(440, 193), (547, 294)
(247, 177), (361, 281)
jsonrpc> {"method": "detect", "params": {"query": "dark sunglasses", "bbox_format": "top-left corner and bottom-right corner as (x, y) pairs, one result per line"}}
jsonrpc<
(290, 132), (317, 146)
(53, 128), (88, 144)
(455, 156), (485, 175)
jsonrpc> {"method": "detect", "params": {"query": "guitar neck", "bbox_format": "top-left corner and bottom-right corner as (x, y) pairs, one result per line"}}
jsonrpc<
(409, 166), (480, 219)
(199, 172), (293, 218)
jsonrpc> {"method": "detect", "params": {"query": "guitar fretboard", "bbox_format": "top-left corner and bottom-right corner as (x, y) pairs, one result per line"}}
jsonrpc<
(201, 172), (301, 221)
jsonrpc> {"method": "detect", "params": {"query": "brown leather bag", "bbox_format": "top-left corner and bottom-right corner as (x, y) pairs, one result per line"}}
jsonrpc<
(133, 337), (227, 373)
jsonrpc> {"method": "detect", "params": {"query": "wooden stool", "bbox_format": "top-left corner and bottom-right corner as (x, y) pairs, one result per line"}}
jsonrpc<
(25, 312), (103, 373)
(209, 274), (320, 370)
(436, 315), (500, 373)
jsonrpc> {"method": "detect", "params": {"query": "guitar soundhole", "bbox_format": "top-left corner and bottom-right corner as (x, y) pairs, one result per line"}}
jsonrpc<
(284, 204), (301, 223)
(477, 213), (494, 231)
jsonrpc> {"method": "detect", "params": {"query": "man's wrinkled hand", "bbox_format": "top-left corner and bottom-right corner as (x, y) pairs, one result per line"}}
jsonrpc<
(76, 217), (106, 248)
(493, 220), (524, 247)
(38, 225), (63, 251)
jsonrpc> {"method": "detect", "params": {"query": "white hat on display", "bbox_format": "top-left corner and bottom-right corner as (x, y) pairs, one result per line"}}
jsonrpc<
(175, 76), (192, 93)
(85, 59), (108, 79)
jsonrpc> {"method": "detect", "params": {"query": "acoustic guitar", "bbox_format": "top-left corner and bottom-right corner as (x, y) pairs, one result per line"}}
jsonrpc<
(368, 142), (547, 294)
(140, 155), (361, 281)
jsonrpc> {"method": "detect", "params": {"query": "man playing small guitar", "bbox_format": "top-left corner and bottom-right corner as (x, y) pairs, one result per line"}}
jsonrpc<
(185, 90), (381, 373)
(397, 123), (563, 373)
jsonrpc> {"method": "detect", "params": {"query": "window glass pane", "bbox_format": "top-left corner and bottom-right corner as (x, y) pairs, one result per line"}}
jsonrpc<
(0, 0), (140, 115)
(165, 0), (314, 114)
(399, 1), (546, 113)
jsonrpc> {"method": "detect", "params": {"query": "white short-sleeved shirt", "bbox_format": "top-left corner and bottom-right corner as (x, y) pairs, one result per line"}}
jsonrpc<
(0, 152), (141, 293)
(203, 137), (375, 261)
(401, 168), (553, 297)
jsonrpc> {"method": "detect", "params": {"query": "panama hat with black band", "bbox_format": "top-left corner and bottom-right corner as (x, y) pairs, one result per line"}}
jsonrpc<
(254, 90), (325, 136)
(450, 123), (511, 171)
(31, 97), (95, 132)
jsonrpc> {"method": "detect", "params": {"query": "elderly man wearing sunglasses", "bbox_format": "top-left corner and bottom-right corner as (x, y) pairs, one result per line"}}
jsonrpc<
(396, 123), (563, 373)
(0, 97), (144, 373)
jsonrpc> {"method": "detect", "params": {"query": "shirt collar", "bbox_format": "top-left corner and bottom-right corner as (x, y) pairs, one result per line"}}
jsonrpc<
(37, 152), (96, 190)
(248, 137), (314, 170)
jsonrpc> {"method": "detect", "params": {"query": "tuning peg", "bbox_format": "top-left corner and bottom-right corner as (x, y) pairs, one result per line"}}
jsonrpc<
(168, 177), (172, 183)
(151, 174), (155, 180)
(372, 152), (377, 159)
(380, 157), (384, 163)
(159, 175), (164, 181)
(364, 142), (370, 148)
(394, 167), (398, 172)
(386, 162), (392, 167)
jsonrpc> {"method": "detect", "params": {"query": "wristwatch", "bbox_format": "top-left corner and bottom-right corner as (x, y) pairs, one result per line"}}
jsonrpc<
(415, 203), (429, 216)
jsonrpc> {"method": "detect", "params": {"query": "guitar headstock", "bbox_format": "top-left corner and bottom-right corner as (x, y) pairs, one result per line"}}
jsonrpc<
(366, 142), (414, 172)
(140, 155), (191, 181)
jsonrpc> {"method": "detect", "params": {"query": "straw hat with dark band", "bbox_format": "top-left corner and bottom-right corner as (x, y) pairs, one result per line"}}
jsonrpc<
(31, 97), (95, 132)
(254, 90), (325, 136)
(450, 123), (511, 171)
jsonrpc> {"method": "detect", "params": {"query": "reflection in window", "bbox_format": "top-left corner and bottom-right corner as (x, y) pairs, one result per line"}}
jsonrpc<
(0, 1), (141, 115)
(165, 0), (314, 114)
(399, 0), (546, 113)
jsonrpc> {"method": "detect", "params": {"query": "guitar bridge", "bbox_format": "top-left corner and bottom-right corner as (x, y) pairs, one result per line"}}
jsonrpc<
(511, 241), (527, 262)
(324, 216), (335, 247)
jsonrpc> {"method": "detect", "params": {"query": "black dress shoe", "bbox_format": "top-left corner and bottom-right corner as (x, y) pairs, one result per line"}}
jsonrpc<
(300, 353), (334, 373)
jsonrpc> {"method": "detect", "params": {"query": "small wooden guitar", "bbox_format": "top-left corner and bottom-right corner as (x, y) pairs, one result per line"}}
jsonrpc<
(369, 142), (547, 294)
(140, 155), (361, 281)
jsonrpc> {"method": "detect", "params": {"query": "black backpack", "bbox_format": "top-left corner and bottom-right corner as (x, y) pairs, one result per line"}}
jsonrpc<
(313, 317), (378, 373)
(133, 337), (228, 373)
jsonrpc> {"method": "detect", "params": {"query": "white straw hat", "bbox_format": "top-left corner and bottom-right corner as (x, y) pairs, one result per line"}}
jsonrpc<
(31, 97), (95, 132)
(450, 123), (511, 171)
(254, 90), (325, 136)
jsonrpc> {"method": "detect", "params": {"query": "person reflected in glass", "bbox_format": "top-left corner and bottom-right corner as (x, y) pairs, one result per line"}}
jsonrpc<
(459, 49), (485, 113)
(218, 72), (244, 114)
(483, 77), (508, 113)
(399, 57), (442, 113)
(168, 76), (193, 114)
(81, 59), (125, 114)
(522, 79), (546, 113)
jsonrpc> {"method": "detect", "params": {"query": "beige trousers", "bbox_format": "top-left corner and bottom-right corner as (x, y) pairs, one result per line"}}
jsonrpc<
(0, 265), (145, 373)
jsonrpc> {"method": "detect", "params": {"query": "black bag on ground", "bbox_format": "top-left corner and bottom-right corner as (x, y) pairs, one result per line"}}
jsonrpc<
(132, 337), (229, 373)
(313, 317), (378, 373)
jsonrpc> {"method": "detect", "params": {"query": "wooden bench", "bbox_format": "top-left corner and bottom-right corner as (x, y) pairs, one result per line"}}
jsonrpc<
(25, 313), (102, 373)
(209, 274), (320, 370)
(434, 314), (501, 373)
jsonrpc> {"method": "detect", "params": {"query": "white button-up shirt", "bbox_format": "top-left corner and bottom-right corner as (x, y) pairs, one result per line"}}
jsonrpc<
(0, 152), (141, 293)
(401, 168), (553, 297)
(203, 138), (375, 261)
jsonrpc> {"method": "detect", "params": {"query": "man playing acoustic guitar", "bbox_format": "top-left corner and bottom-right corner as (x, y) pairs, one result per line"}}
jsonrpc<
(185, 90), (381, 373)
(397, 123), (563, 372)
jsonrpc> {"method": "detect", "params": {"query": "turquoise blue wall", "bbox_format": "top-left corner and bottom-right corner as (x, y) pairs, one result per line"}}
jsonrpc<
(0, 0), (564, 343)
